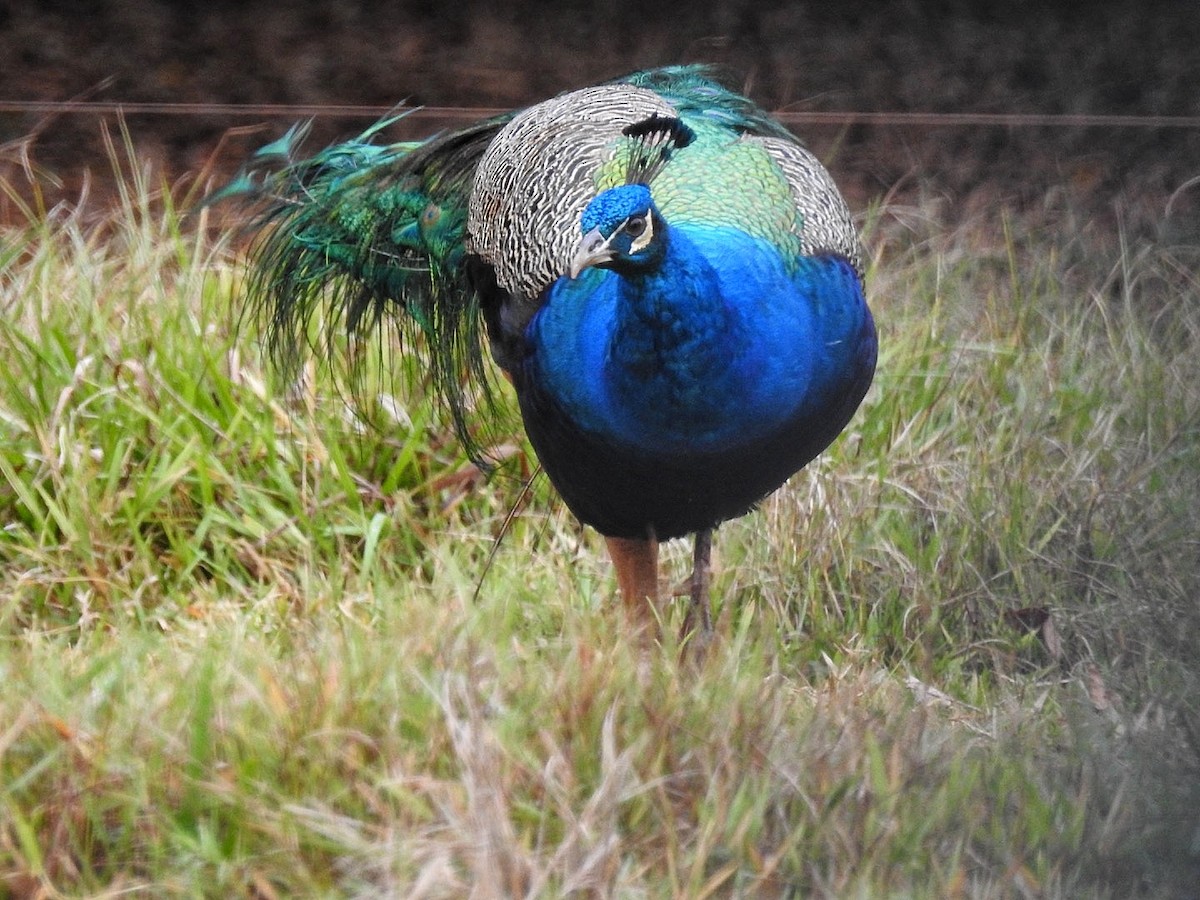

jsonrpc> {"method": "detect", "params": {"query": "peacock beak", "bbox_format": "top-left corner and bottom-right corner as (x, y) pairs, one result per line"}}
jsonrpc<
(568, 228), (616, 279)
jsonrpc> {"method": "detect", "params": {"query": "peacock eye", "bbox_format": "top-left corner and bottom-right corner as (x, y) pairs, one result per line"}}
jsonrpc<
(624, 215), (647, 238)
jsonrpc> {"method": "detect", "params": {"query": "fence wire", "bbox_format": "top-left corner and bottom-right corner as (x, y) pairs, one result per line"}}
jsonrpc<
(3, 100), (1199, 130)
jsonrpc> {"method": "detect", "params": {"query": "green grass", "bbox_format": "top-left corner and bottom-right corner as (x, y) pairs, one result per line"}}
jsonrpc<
(1, 149), (1198, 898)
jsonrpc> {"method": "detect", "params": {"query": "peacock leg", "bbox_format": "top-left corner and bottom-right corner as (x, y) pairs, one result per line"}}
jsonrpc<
(605, 534), (659, 628)
(685, 528), (713, 636)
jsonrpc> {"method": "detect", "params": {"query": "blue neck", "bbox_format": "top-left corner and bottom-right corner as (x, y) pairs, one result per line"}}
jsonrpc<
(528, 224), (865, 458)
(606, 228), (742, 434)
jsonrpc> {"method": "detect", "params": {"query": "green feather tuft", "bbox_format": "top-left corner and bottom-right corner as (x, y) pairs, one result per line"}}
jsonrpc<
(212, 113), (511, 462)
(617, 66), (796, 140)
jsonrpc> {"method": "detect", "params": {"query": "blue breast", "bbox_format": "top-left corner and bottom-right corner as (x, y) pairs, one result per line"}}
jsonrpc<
(516, 225), (875, 539)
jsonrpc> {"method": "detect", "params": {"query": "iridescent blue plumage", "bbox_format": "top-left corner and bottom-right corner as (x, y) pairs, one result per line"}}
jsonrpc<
(522, 184), (875, 539)
(219, 66), (876, 632)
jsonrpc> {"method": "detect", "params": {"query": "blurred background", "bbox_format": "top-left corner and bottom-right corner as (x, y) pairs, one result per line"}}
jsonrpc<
(1, 0), (1198, 238)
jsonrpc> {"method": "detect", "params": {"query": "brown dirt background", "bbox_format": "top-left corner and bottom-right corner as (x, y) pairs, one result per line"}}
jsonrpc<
(2, 0), (1199, 241)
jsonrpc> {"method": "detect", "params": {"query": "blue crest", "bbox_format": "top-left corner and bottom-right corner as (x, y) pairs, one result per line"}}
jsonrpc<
(580, 184), (653, 236)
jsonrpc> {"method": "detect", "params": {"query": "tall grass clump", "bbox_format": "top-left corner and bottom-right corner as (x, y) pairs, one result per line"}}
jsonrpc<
(1, 140), (1198, 898)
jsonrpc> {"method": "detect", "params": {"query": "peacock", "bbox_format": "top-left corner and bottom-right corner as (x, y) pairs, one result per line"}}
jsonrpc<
(218, 66), (877, 635)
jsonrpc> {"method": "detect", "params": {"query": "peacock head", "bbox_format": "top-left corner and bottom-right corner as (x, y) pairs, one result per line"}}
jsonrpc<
(569, 184), (665, 279)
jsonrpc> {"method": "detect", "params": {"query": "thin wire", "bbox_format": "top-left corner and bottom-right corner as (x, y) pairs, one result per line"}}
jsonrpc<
(0, 101), (494, 119)
(2, 99), (1200, 129)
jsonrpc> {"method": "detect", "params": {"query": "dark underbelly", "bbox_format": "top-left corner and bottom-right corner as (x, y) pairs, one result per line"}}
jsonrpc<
(516, 339), (875, 540)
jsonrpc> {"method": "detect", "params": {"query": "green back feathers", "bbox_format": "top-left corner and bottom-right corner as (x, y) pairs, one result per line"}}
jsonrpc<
(597, 116), (807, 260)
(464, 69), (828, 299)
(610, 67), (860, 271)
